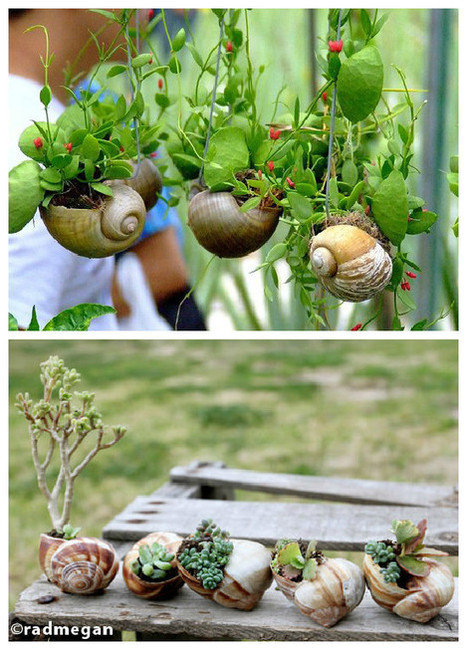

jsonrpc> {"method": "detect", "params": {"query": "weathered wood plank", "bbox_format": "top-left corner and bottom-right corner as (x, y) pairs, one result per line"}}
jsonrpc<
(169, 464), (458, 508)
(102, 497), (458, 554)
(13, 573), (458, 641)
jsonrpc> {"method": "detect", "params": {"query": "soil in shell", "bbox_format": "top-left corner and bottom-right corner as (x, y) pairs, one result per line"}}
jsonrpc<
(50, 180), (106, 210)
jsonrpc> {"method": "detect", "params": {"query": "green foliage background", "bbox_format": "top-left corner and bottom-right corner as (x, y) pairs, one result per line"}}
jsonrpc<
(9, 339), (457, 607)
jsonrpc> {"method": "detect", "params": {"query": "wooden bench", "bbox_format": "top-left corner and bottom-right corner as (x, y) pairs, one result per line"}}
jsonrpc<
(12, 462), (458, 641)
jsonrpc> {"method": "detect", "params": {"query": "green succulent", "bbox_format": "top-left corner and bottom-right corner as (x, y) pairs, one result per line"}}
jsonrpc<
(271, 538), (318, 581)
(61, 523), (81, 540)
(178, 519), (234, 590)
(131, 542), (175, 582)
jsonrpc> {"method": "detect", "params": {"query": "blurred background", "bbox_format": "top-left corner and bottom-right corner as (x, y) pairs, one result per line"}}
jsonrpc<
(146, 8), (458, 330)
(9, 339), (458, 607)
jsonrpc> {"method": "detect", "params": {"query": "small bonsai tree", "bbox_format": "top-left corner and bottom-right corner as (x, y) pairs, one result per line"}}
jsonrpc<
(365, 518), (448, 585)
(15, 355), (126, 534)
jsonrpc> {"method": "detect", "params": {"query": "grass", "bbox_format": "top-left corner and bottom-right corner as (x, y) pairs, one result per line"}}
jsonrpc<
(9, 339), (457, 609)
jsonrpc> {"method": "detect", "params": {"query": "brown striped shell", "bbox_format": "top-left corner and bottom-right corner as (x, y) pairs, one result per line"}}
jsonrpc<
(310, 224), (393, 302)
(109, 158), (162, 212)
(123, 532), (184, 600)
(176, 538), (273, 610)
(39, 534), (118, 595)
(273, 557), (365, 627)
(40, 184), (146, 258)
(188, 190), (281, 258)
(363, 554), (455, 623)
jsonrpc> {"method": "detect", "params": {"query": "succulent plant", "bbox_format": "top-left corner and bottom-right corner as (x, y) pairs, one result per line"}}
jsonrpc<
(177, 519), (233, 590)
(364, 518), (449, 585)
(271, 538), (319, 581)
(130, 541), (177, 582)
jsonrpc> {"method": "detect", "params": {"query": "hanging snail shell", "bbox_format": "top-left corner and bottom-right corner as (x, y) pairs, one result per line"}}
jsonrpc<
(123, 532), (184, 600)
(363, 554), (455, 623)
(177, 538), (273, 610)
(40, 184), (146, 258)
(39, 534), (119, 595)
(273, 557), (365, 627)
(109, 158), (163, 212)
(188, 190), (281, 258)
(310, 224), (393, 302)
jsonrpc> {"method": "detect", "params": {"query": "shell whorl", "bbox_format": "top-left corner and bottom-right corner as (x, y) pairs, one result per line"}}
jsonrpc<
(46, 537), (119, 595)
(363, 555), (455, 623)
(123, 532), (184, 600)
(310, 224), (393, 302)
(188, 190), (281, 258)
(40, 185), (145, 258)
(109, 158), (163, 212)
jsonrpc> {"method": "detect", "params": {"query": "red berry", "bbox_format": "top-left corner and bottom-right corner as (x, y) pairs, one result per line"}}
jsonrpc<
(148, 9), (154, 21)
(269, 127), (280, 140)
(158, 78), (163, 90)
(64, 142), (72, 152)
(33, 137), (43, 149)
(406, 271), (417, 279)
(258, 169), (262, 179)
(322, 91), (327, 103)
(150, 152), (158, 158)
(120, 146), (125, 153)
(405, 281), (411, 291)
(351, 323), (363, 331)
(328, 39), (343, 53)
(286, 177), (295, 189)
(267, 161), (274, 173)
(226, 40), (233, 53)
(364, 206), (371, 216)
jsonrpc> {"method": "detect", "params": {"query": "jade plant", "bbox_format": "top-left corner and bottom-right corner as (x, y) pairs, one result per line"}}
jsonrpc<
(177, 519), (234, 589)
(15, 355), (127, 534)
(271, 538), (321, 581)
(364, 518), (449, 585)
(130, 541), (177, 582)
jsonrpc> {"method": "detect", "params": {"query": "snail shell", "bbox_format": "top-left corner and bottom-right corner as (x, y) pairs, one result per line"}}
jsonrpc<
(177, 538), (273, 610)
(123, 532), (184, 600)
(109, 158), (162, 212)
(40, 184), (146, 258)
(188, 190), (281, 258)
(363, 554), (455, 623)
(310, 224), (393, 302)
(273, 557), (365, 627)
(39, 534), (118, 595)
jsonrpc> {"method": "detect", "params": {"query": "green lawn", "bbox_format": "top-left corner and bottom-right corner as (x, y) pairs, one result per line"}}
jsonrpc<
(9, 339), (457, 608)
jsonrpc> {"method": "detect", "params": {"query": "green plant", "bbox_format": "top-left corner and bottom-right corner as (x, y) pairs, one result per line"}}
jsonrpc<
(271, 539), (320, 580)
(15, 355), (127, 531)
(177, 519), (234, 590)
(9, 304), (116, 332)
(130, 541), (176, 581)
(365, 518), (449, 585)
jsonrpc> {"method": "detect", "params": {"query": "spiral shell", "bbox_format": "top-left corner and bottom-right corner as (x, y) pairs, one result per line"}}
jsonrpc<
(39, 534), (118, 595)
(188, 190), (281, 258)
(40, 185), (146, 258)
(363, 554), (455, 623)
(123, 532), (184, 600)
(273, 557), (365, 627)
(177, 539), (273, 610)
(310, 224), (393, 302)
(109, 158), (162, 212)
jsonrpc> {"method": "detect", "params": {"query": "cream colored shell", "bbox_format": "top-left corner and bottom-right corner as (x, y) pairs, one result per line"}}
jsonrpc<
(188, 190), (281, 258)
(109, 158), (162, 212)
(177, 538), (272, 610)
(39, 534), (118, 595)
(122, 532), (184, 600)
(363, 554), (455, 623)
(40, 184), (146, 258)
(310, 224), (393, 302)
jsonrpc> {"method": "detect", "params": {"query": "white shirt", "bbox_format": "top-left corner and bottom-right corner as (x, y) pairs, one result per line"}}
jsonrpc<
(9, 75), (118, 330)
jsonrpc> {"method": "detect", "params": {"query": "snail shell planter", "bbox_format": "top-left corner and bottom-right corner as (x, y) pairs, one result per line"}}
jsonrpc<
(271, 540), (365, 628)
(310, 214), (394, 302)
(188, 189), (282, 258)
(123, 532), (185, 600)
(39, 533), (119, 595)
(40, 158), (162, 259)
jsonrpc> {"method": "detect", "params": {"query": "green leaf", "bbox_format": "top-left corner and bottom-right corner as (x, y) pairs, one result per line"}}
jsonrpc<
(51, 153), (73, 170)
(337, 45), (384, 122)
(446, 172), (458, 197)
(27, 306), (40, 331)
(398, 290), (417, 311)
(155, 93), (170, 109)
(277, 542), (303, 567)
(239, 195), (262, 213)
(346, 179), (366, 209)
(40, 84), (52, 107)
(40, 167), (62, 184)
(139, 545), (153, 565)
(90, 182), (114, 196)
(372, 169), (408, 245)
(18, 123), (50, 162)
(186, 42), (203, 67)
(81, 133), (100, 162)
(341, 159), (358, 186)
(392, 519), (420, 545)
(9, 161), (45, 233)
(204, 127), (249, 191)
(450, 155), (458, 174)
(63, 155), (80, 180)
(9, 313), (19, 331)
(302, 558), (317, 580)
(266, 243), (288, 263)
(407, 210), (438, 235)
(361, 9), (372, 37)
(43, 304), (116, 331)
(172, 28), (186, 52)
(328, 177), (340, 209)
(107, 64), (127, 78)
(168, 55), (182, 74)
(288, 192), (313, 221)
(294, 97), (300, 128)
(396, 555), (430, 577)
(328, 53), (341, 80)
(132, 53), (152, 69)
